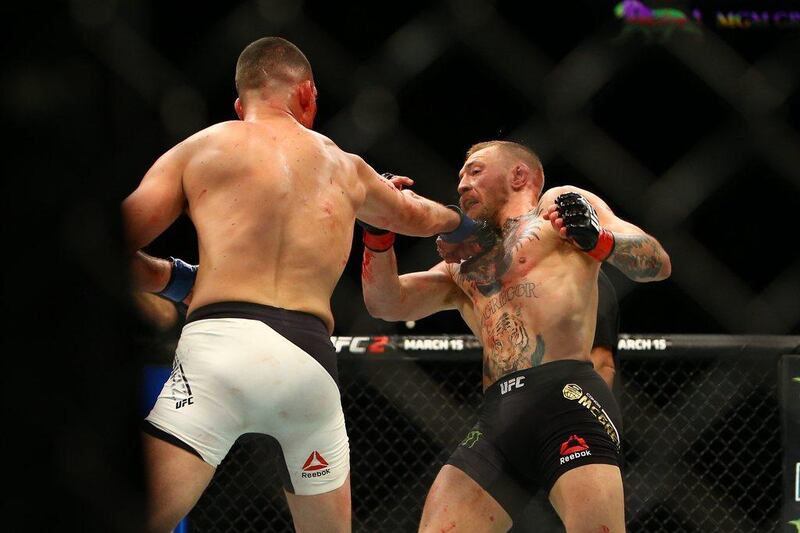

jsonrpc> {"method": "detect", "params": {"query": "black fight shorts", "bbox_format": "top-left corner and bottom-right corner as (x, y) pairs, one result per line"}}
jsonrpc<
(447, 360), (622, 519)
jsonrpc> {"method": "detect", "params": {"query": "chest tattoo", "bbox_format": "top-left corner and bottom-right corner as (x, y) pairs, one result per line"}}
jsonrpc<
(457, 209), (543, 296)
(451, 209), (548, 385)
(480, 282), (538, 325)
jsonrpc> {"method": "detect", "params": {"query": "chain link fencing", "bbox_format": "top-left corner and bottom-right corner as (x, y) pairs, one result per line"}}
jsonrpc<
(55, 1), (800, 338)
(185, 335), (796, 532)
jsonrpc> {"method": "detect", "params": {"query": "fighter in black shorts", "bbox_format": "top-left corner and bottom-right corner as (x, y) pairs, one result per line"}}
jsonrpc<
(362, 140), (670, 532)
(449, 360), (622, 520)
(514, 267), (621, 531)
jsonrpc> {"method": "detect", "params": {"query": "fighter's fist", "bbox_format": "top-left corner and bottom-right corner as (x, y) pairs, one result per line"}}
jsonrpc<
(380, 172), (414, 190)
(544, 192), (615, 261)
(436, 207), (498, 263)
(435, 236), (470, 263)
(157, 257), (198, 302)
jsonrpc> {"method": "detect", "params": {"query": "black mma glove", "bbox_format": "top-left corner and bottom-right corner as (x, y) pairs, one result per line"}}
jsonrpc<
(555, 192), (615, 261)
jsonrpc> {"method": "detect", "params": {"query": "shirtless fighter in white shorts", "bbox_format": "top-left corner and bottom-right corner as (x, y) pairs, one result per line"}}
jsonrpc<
(122, 37), (483, 533)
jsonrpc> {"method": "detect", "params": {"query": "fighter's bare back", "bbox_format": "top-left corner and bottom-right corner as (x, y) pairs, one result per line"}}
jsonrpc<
(124, 114), (432, 333)
(184, 117), (368, 331)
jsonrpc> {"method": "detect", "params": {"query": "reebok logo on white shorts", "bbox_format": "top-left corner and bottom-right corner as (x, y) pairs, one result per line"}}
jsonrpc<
(302, 451), (331, 478)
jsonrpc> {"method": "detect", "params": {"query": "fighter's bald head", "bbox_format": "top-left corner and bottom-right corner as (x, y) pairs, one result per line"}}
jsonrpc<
(235, 37), (314, 96)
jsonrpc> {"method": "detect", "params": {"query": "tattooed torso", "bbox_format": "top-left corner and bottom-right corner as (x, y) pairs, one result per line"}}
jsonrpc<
(450, 206), (602, 390)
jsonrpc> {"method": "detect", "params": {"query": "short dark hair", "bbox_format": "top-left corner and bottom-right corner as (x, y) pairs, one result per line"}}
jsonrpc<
(467, 140), (545, 194)
(235, 37), (313, 94)
(466, 140), (542, 172)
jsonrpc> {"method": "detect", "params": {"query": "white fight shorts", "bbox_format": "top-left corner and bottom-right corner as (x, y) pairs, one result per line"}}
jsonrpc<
(144, 301), (349, 495)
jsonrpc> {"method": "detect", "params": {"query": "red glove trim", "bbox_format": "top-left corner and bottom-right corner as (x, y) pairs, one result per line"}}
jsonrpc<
(587, 229), (615, 262)
(363, 231), (395, 252)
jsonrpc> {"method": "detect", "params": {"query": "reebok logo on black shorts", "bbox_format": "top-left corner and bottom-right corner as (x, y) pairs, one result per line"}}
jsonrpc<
(559, 434), (592, 465)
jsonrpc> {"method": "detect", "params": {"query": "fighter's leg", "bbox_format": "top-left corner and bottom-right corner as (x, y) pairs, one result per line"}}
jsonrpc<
(548, 463), (625, 533)
(284, 473), (352, 533)
(243, 312), (352, 531)
(419, 465), (512, 533)
(143, 433), (215, 533)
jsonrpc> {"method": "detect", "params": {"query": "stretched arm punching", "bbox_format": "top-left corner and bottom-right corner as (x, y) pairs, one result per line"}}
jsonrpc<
(353, 157), (459, 237)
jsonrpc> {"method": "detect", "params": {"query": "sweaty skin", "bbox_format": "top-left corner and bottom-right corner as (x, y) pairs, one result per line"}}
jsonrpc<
(448, 196), (604, 388)
(367, 143), (666, 533)
(363, 144), (670, 390)
(123, 114), (460, 334)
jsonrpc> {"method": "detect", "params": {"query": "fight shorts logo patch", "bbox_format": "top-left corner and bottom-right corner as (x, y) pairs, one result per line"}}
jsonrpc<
(168, 358), (194, 409)
(562, 383), (583, 400)
(559, 434), (591, 465)
(301, 451), (331, 478)
(460, 430), (483, 449)
(563, 385), (620, 449)
(500, 375), (526, 395)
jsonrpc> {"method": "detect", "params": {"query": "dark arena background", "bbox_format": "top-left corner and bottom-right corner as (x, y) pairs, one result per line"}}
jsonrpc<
(7, 0), (799, 532)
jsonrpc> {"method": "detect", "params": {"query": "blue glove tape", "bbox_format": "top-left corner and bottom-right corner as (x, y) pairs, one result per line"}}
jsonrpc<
(157, 257), (197, 303)
(439, 205), (479, 243)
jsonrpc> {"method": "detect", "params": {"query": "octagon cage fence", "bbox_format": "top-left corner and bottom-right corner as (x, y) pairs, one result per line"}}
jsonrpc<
(140, 334), (800, 533)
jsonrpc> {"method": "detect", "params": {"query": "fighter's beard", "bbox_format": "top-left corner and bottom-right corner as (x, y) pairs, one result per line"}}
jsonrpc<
(476, 205), (497, 225)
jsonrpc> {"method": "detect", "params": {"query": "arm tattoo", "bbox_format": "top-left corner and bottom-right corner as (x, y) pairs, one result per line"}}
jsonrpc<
(608, 234), (663, 281)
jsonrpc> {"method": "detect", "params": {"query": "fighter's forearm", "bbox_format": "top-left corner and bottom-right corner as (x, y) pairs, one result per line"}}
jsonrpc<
(595, 365), (615, 389)
(590, 347), (616, 389)
(130, 251), (172, 293)
(607, 233), (671, 282)
(387, 190), (460, 237)
(361, 247), (407, 320)
(132, 292), (180, 330)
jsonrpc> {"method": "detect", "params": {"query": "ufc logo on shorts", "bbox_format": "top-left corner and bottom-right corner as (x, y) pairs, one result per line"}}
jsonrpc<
(500, 376), (525, 395)
(175, 398), (194, 409)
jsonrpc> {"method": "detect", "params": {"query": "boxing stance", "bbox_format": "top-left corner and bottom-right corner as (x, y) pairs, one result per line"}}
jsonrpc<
(122, 37), (480, 533)
(361, 140), (670, 533)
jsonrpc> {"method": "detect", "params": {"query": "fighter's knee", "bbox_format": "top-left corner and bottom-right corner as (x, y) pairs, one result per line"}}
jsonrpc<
(298, 518), (351, 533)
(293, 512), (351, 533)
(561, 521), (625, 533)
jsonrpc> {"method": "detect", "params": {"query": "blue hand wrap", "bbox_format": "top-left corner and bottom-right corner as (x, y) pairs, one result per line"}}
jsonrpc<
(157, 257), (197, 303)
(439, 205), (479, 243)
